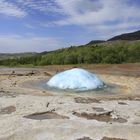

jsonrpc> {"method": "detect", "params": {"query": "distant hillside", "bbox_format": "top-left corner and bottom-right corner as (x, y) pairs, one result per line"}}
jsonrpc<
(86, 40), (105, 45)
(0, 30), (140, 66)
(0, 40), (139, 66)
(0, 52), (37, 60)
(108, 30), (140, 41)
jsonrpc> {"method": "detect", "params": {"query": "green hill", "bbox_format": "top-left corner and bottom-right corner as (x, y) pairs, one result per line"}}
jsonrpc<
(0, 52), (37, 60)
(86, 40), (105, 45)
(108, 30), (140, 41)
(0, 40), (140, 66)
(0, 30), (140, 66)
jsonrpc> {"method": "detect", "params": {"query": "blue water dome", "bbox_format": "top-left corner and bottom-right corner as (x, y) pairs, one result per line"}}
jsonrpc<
(47, 68), (104, 91)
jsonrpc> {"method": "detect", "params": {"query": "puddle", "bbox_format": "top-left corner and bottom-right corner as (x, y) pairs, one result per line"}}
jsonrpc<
(118, 102), (127, 105)
(133, 121), (140, 125)
(101, 137), (127, 140)
(76, 136), (93, 140)
(24, 111), (69, 120)
(0, 106), (16, 114)
(135, 111), (140, 117)
(73, 111), (127, 123)
(75, 97), (100, 104)
(92, 107), (105, 112)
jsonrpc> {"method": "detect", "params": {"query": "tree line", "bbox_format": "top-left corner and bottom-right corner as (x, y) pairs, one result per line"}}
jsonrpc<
(0, 41), (140, 66)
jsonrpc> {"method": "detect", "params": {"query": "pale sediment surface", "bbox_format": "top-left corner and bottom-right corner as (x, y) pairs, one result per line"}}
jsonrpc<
(0, 65), (140, 140)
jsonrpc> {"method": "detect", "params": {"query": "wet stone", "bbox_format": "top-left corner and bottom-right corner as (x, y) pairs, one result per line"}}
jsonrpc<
(73, 111), (127, 123)
(0, 106), (16, 114)
(76, 136), (94, 140)
(101, 137), (127, 140)
(24, 111), (69, 120)
(75, 97), (100, 104)
(118, 102), (127, 105)
(133, 121), (140, 125)
(135, 111), (140, 117)
(92, 107), (105, 112)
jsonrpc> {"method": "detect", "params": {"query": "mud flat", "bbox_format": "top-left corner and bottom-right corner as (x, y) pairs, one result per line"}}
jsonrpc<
(0, 64), (140, 140)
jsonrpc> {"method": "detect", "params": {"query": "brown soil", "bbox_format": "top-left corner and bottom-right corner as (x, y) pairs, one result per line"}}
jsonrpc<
(41, 63), (140, 77)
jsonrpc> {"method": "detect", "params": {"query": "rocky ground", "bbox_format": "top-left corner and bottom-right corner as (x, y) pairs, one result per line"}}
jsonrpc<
(0, 64), (140, 140)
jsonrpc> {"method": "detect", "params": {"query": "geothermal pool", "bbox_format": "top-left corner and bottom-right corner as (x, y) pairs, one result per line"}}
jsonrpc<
(28, 68), (122, 96)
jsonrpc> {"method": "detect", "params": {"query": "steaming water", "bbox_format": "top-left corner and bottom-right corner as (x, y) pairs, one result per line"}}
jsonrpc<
(46, 68), (104, 91)
(24, 77), (121, 96)
(23, 68), (122, 95)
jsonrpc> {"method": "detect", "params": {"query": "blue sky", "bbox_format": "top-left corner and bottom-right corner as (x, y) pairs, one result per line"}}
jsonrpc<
(0, 0), (140, 53)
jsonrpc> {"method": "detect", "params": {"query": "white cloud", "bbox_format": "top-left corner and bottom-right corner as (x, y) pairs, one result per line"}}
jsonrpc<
(2, 0), (139, 34)
(0, 0), (62, 17)
(16, 0), (62, 13)
(0, 0), (139, 50)
(24, 24), (34, 29)
(87, 20), (140, 39)
(0, 35), (67, 53)
(0, 0), (26, 17)
(45, 0), (140, 38)
(53, 0), (140, 25)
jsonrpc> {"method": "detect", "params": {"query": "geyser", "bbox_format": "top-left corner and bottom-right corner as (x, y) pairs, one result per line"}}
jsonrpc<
(46, 68), (104, 91)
